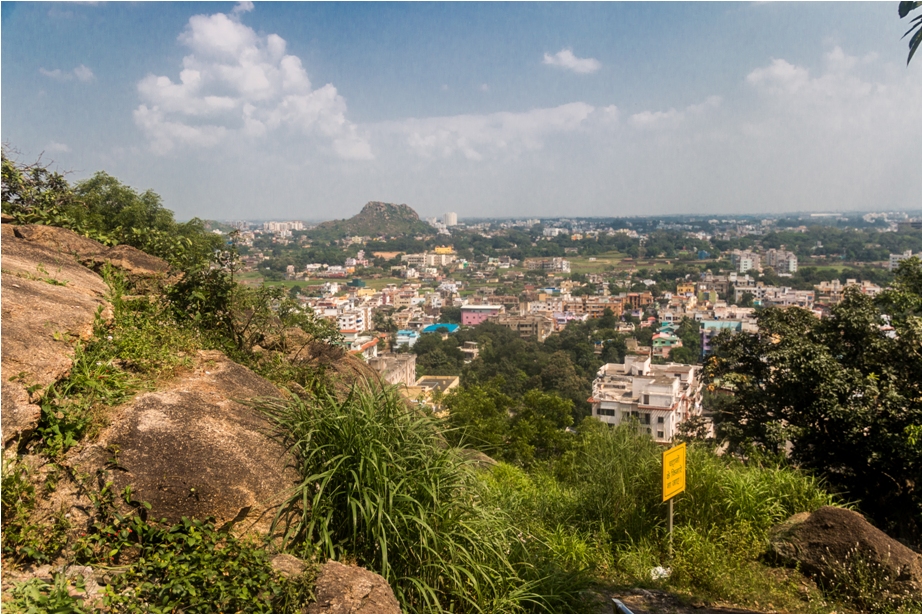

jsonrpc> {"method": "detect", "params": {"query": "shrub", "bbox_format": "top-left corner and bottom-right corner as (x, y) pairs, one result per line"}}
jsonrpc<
(257, 381), (587, 614)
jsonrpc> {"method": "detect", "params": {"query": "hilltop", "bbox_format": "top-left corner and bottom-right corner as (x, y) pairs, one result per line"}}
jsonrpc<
(308, 201), (433, 240)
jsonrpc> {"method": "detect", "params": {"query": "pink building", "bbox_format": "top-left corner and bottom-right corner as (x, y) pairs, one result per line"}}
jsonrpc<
(461, 305), (503, 326)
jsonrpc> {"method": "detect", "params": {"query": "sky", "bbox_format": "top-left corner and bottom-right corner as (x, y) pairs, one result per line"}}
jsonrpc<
(2, 2), (921, 222)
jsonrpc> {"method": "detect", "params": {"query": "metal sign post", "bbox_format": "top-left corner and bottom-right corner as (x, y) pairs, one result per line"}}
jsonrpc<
(662, 442), (686, 558)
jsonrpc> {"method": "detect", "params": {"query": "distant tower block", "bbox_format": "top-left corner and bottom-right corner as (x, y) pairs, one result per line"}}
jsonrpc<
(443, 212), (458, 226)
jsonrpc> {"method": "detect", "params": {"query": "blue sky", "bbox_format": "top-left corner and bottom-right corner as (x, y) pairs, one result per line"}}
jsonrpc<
(2, 2), (920, 221)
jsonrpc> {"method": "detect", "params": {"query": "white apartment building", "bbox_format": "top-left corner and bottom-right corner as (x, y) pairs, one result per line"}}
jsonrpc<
(765, 248), (798, 274)
(730, 250), (761, 273)
(443, 212), (458, 227)
(590, 356), (703, 444)
(890, 250), (914, 271)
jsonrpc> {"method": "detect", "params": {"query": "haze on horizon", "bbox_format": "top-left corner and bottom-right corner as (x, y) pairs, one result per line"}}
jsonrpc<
(2, 1), (920, 222)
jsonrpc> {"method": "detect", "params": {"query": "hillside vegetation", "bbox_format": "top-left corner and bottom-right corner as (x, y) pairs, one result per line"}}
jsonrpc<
(307, 201), (435, 240)
(2, 152), (918, 614)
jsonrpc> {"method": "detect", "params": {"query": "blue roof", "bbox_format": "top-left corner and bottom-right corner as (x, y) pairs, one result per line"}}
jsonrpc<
(422, 323), (460, 334)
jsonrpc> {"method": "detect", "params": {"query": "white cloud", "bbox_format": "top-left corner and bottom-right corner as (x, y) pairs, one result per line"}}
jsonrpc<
(231, 1), (254, 17)
(380, 102), (597, 161)
(479, 83), (490, 92)
(39, 64), (95, 82)
(134, 6), (371, 159)
(629, 96), (721, 130)
(73, 64), (95, 82)
(45, 142), (70, 153)
(542, 49), (601, 74)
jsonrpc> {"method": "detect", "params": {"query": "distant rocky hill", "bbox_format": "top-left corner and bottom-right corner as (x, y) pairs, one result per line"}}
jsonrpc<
(309, 201), (433, 239)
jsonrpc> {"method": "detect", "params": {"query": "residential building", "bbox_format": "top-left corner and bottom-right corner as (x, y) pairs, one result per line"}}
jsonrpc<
(890, 250), (914, 271)
(461, 304), (504, 326)
(489, 314), (554, 341)
(523, 257), (571, 273)
(368, 353), (417, 387)
(730, 250), (762, 273)
(395, 330), (420, 348)
(765, 248), (798, 274)
(590, 356), (703, 444)
(443, 212), (458, 227)
(815, 279), (882, 304)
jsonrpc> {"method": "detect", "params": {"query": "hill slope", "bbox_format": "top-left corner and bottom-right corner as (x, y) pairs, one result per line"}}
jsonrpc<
(308, 201), (433, 240)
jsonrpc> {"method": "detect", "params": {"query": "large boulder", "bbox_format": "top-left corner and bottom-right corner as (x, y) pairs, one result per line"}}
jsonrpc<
(768, 506), (922, 593)
(306, 561), (402, 614)
(11, 224), (171, 286)
(1, 224), (112, 445)
(70, 351), (297, 537)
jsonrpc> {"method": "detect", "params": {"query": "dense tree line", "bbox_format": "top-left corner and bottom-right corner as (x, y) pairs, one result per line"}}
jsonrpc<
(707, 259), (922, 543)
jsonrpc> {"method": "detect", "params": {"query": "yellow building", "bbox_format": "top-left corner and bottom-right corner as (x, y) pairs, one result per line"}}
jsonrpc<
(434, 246), (455, 255)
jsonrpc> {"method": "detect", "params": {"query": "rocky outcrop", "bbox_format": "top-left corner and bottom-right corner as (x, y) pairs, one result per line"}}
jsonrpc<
(1, 224), (112, 445)
(70, 351), (297, 537)
(769, 506), (922, 593)
(11, 224), (171, 286)
(306, 561), (402, 614)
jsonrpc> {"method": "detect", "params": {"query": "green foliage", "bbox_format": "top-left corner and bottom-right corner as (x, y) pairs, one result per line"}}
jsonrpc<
(257, 382), (587, 613)
(708, 261), (922, 542)
(1, 457), (70, 564)
(35, 271), (200, 456)
(817, 546), (922, 614)
(166, 248), (340, 361)
(444, 383), (574, 466)
(5, 575), (91, 614)
(900, 1), (922, 65)
(2, 153), (221, 270)
(60, 483), (315, 613)
(481, 422), (841, 612)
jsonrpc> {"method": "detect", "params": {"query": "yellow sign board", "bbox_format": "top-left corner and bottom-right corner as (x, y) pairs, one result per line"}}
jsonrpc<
(662, 443), (686, 502)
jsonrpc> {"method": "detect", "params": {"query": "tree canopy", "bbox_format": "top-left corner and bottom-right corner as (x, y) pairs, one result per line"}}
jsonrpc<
(707, 259), (922, 541)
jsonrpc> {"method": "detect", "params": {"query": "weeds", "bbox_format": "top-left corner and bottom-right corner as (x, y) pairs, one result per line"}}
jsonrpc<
(257, 381), (589, 613)
(1, 456), (70, 564)
(5, 575), (91, 614)
(818, 548), (922, 614)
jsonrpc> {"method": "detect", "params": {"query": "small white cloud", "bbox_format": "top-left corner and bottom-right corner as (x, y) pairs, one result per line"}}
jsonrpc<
(746, 58), (809, 94)
(39, 68), (68, 81)
(629, 96), (721, 130)
(45, 142), (70, 153)
(39, 65), (95, 82)
(440, 84), (449, 92)
(542, 48), (601, 74)
(479, 83), (489, 92)
(629, 108), (683, 130)
(231, 1), (254, 17)
(74, 64), (95, 82)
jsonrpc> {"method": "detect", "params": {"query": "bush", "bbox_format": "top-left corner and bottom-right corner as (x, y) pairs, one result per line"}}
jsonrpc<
(257, 382), (588, 614)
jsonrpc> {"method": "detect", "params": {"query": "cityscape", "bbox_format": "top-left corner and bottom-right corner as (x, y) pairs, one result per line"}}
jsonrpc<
(3, 2), (922, 613)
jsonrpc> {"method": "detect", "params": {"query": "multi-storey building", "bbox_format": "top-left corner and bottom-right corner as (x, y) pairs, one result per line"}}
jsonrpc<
(461, 304), (504, 326)
(765, 248), (798, 274)
(730, 250), (762, 273)
(524, 257), (571, 273)
(890, 250), (914, 271)
(489, 314), (554, 341)
(589, 356), (703, 444)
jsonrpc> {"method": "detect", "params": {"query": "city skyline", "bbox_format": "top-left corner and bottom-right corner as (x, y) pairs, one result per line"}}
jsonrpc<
(2, 1), (920, 221)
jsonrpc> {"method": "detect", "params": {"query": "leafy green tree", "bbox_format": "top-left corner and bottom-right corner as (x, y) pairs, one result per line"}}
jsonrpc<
(737, 291), (754, 308)
(444, 382), (573, 466)
(439, 306), (462, 324)
(668, 345), (698, 365)
(444, 382), (513, 454)
(598, 307), (618, 330)
(707, 263), (922, 542)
